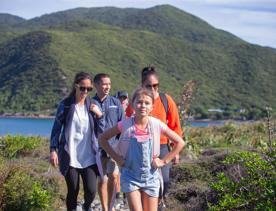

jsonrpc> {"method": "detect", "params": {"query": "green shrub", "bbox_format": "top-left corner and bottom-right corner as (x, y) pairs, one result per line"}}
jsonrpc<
(0, 156), (7, 207)
(29, 182), (51, 210)
(210, 151), (276, 210)
(0, 135), (42, 158)
(185, 122), (269, 157)
(3, 170), (52, 211)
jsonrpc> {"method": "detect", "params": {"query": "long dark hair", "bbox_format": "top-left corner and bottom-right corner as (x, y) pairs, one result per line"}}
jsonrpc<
(68, 72), (93, 97)
(141, 65), (159, 85)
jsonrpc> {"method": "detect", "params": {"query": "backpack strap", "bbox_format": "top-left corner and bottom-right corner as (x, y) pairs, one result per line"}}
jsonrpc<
(159, 93), (168, 122)
(159, 93), (173, 151)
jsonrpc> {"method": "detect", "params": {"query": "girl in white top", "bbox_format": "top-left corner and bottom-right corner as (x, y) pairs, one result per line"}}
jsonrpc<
(99, 88), (185, 211)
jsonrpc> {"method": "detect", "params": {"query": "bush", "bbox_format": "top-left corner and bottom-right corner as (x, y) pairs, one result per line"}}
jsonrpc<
(185, 122), (268, 157)
(0, 135), (42, 158)
(3, 170), (52, 211)
(210, 151), (276, 210)
(0, 137), (60, 210)
(0, 156), (8, 207)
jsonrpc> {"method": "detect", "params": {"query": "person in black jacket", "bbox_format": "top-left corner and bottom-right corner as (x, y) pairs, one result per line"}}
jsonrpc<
(50, 72), (103, 211)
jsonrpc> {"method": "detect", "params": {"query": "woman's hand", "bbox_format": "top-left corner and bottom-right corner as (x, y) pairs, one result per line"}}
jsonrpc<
(152, 156), (167, 168)
(90, 104), (103, 118)
(50, 151), (59, 167)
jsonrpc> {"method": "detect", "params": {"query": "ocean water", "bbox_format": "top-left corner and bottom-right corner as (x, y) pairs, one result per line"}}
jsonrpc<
(0, 117), (224, 137)
(0, 117), (54, 137)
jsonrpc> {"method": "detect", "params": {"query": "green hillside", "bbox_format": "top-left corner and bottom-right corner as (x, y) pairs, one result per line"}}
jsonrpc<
(0, 14), (25, 28)
(16, 5), (241, 45)
(0, 31), (66, 113)
(0, 14), (26, 44)
(0, 5), (275, 118)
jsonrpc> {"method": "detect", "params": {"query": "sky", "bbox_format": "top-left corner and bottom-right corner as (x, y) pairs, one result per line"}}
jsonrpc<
(1, 0), (276, 48)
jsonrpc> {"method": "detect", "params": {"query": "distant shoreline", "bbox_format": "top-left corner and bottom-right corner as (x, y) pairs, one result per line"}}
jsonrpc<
(0, 114), (214, 121)
(0, 114), (54, 119)
(0, 115), (254, 123)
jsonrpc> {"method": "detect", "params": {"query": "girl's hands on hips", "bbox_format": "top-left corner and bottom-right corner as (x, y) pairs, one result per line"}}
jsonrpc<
(152, 156), (166, 168)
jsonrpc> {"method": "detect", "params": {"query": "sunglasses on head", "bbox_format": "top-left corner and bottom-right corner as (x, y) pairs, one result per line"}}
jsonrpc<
(145, 83), (159, 89)
(78, 86), (93, 92)
(142, 67), (155, 76)
(119, 96), (128, 100)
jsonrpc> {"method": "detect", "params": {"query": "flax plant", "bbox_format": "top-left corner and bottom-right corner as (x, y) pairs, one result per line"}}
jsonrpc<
(178, 80), (199, 127)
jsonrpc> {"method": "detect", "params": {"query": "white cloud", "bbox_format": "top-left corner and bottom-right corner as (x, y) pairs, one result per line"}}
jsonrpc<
(170, 1), (276, 48)
(213, 12), (276, 47)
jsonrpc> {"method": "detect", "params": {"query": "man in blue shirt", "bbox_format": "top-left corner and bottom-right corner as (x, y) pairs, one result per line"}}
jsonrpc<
(93, 73), (124, 211)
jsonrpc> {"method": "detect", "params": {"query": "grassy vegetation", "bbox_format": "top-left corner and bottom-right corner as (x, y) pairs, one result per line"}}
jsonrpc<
(0, 120), (275, 210)
(0, 135), (43, 158)
(184, 122), (269, 157)
(167, 120), (276, 210)
(0, 5), (276, 118)
(0, 135), (59, 210)
(1, 5), (275, 209)
(210, 151), (275, 210)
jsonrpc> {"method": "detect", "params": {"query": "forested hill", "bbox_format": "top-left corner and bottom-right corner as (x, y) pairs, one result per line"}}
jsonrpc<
(0, 14), (25, 28)
(0, 5), (275, 118)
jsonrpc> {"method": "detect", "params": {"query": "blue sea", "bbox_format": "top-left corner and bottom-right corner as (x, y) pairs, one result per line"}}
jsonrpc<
(0, 117), (224, 137)
(0, 117), (54, 137)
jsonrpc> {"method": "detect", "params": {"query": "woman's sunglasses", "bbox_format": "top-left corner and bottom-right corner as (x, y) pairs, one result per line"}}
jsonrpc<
(145, 83), (159, 90)
(78, 86), (93, 92)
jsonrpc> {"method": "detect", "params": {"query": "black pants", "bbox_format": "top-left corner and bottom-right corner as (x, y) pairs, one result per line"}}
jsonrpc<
(65, 165), (98, 211)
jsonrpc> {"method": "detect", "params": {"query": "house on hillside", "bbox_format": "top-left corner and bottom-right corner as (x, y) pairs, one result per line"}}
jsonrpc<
(207, 108), (224, 113)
